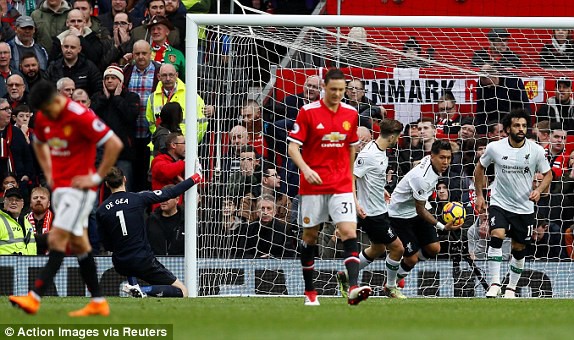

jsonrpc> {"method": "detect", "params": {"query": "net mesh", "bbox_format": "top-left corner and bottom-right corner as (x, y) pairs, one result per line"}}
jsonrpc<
(194, 17), (574, 297)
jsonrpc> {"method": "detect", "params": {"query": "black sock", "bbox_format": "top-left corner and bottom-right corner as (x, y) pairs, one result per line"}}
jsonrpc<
(141, 285), (183, 297)
(300, 241), (316, 292)
(78, 253), (102, 298)
(343, 238), (360, 287)
(33, 250), (65, 297)
(397, 259), (414, 279)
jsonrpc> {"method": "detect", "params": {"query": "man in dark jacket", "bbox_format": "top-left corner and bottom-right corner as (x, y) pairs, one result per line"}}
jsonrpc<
(0, 98), (33, 185)
(474, 64), (530, 134)
(19, 54), (50, 91)
(90, 65), (140, 191)
(536, 78), (574, 133)
(47, 34), (102, 96)
(147, 185), (184, 255)
(244, 195), (296, 259)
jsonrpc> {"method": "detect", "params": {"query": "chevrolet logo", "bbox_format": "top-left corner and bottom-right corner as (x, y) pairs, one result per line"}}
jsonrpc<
(322, 132), (346, 142)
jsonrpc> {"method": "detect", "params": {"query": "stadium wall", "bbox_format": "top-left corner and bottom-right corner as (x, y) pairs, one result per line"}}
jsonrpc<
(1, 257), (573, 298)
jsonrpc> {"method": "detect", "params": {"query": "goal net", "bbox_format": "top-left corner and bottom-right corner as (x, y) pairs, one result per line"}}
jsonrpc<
(187, 11), (574, 298)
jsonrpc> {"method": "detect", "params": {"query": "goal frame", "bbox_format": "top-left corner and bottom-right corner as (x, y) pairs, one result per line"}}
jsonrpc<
(184, 14), (574, 297)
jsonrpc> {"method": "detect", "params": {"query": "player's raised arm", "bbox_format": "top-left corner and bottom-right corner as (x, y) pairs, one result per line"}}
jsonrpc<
(139, 160), (203, 205)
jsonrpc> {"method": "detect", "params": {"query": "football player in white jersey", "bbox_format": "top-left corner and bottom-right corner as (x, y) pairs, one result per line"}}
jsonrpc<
(387, 140), (461, 284)
(337, 119), (406, 298)
(474, 109), (552, 298)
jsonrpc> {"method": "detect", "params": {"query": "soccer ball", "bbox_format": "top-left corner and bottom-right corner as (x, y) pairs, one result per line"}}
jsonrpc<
(442, 201), (466, 226)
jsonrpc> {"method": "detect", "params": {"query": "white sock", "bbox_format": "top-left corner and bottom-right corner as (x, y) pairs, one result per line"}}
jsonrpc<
(507, 257), (525, 290)
(358, 251), (373, 271)
(487, 247), (503, 285)
(385, 257), (400, 288)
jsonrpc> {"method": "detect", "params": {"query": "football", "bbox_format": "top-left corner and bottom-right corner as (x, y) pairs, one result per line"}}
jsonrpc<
(442, 201), (466, 226)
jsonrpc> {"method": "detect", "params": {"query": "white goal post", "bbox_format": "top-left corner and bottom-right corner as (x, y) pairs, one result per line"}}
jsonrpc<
(184, 14), (574, 298)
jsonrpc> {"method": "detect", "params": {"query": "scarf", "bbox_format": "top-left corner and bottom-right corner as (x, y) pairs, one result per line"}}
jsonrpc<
(0, 125), (15, 173)
(27, 210), (53, 235)
(151, 41), (170, 63)
(551, 37), (568, 54)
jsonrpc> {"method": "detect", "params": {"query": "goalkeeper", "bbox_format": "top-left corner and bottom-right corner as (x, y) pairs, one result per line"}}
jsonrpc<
(96, 166), (202, 297)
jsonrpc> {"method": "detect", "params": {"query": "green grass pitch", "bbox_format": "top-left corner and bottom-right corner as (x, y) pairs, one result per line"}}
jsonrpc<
(1, 297), (570, 340)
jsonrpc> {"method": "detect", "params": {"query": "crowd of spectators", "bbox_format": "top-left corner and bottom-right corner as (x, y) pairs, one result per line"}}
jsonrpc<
(0, 1), (572, 264)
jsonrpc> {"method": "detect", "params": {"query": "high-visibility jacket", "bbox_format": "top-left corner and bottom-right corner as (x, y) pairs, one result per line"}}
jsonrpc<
(145, 78), (208, 143)
(0, 210), (36, 255)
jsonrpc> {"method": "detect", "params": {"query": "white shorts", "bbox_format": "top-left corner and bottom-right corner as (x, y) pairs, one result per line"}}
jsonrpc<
(299, 193), (357, 228)
(52, 188), (97, 237)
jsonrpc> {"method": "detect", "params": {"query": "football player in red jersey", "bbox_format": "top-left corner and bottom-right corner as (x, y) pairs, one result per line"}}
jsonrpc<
(10, 80), (123, 317)
(288, 69), (372, 306)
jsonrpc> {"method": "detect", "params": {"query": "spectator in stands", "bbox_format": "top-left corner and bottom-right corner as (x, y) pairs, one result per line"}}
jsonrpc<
(50, 9), (104, 67)
(215, 195), (248, 259)
(0, 42), (23, 99)
(241, 99), (267, 159)
(147, 15), (185, 78)
(163, 0), (186, 46)
(25, 186), (52, 255)
(47, 34), (102, 96)
(0, 98), (32, 190)
(526, 218), (563, 259)
(343, 79), (384, 128)
(486, 122), (506, 142)
(131, 0), (181, 50)
(536, 78), (573, 133)
(56, 77), (75, 98)
(243, 195), (296, 259)
(434, 90), (461, 135)
(71, 88), (90, 107)
(4, 74), (28, 108)
(150, 132), (185, 191)
(31, 0), (71, 56)
(539, 29), (574, 69)
(458, 119), (476, 141)
(544, 122), (569, 180)
(146, 63), (209, 143)
(147, 184), (185, 255)
(397, 121), (423, 177)
(471, 28), (522, 68)
(533, 120), (551, 148)
(8, 16), (49, 71)
(227, 144), (261, 198)
(73, 0), (111, 39)
(0, 173), (18, 204)
(474, 64), (530, 134)
(19, 54), (49, 91)
(397, 36), (429, 68)
(124, 40), (160, 191)
(99, 0), (128, 34)
(109, 12), (135, 66)
(418, 117), (436, 155)
(467, 212), (511, 261)
(222, 125), (249, 181)
(238, 162), (292, 224)
(12, 105), (33, 144)
(339, 27), (380, 68)
(0, 187), (36, 255)
(152, 102), (183, 156)
(356, 126), (372, 154)
(271, 75), (320, 122)
(91, 65), (140, 191)
(0, 1), (16, 41)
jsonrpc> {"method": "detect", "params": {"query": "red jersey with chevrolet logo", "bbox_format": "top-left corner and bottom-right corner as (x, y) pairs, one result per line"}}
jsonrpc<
(34, 98), (114, 190)
(288, 99), (359, 195)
